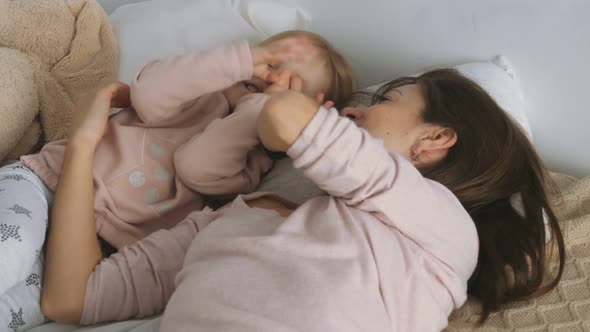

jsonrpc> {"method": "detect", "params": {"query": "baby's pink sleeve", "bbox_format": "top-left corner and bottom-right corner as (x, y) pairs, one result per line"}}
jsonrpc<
(80, 210), (219, 325)
(174, 93), (273, 196)
(130, 41), (253, 125)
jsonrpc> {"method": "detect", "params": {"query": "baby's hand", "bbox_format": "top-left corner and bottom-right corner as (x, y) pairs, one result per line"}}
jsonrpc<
(251, 37), (315, 82)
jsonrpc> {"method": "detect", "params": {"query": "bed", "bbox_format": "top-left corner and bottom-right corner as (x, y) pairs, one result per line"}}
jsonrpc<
(24, 0), (590, 330)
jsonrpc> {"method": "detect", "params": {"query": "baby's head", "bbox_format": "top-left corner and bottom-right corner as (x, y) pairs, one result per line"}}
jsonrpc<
(223, 30), (354, 109)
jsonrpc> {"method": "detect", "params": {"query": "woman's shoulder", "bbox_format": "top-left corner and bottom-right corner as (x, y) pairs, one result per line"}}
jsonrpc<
(380, 157), (479, 281)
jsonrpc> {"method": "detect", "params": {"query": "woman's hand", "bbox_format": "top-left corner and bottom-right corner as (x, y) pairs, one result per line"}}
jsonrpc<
(263, 69), (303, 95)
(263, 70), (334, 108)
(70, 82), (130, 148)
(251, 37), (315, 82)
(257, 91), (320, 152)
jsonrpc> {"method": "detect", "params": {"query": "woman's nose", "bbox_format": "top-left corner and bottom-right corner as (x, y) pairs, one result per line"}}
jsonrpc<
(340, 107), (365, 121)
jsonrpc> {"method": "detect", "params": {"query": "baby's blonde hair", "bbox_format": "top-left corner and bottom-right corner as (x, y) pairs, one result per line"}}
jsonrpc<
(260, 30), (354, 108)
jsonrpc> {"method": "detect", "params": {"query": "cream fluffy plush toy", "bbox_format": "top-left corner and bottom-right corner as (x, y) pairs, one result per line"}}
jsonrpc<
(0, 0), (118, 161)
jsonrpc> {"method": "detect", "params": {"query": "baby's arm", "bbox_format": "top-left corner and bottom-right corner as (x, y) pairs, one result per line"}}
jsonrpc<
(174, 94), (273, 196)
(131, 36), (316, 126)
(80, 210), (219, 324)
(130, 41), (253, 125)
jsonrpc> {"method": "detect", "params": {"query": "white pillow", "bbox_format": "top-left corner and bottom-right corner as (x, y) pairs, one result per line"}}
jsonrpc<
(109, 0), (311, 84)
(456, 56), (532, 140)
(365, 56), (533, 140)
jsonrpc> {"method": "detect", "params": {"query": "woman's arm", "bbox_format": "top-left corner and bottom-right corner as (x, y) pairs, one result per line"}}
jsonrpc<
(80, 213), (210, 325)
(257, 91), (320, 153)
(41, 82), (131, 323)
(41, 141), (100, 323)
(258, 91), (458, 210)
(257, 92), (478, 281)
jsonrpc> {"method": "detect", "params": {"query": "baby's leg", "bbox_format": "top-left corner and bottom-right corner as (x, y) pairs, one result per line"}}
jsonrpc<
(0, 162), (52, 295)
(0, 256), (49, 332)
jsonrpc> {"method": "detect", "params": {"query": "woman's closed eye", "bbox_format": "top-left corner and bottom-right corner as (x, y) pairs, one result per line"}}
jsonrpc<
(379, 89), (403, 103)
(377, 96), (392, 104)
(376, 94), (397, 104)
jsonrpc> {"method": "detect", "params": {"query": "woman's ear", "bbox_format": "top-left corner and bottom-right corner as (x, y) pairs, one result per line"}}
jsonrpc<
(412, 127), (457, 166)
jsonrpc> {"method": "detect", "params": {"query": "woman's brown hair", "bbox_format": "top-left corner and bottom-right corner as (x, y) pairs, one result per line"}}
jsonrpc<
(361, 69), (565, 322)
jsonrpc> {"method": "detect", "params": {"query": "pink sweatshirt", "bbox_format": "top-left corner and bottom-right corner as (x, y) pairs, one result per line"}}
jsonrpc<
(80, 107), (479, 331)
(21, 41), (271, 248)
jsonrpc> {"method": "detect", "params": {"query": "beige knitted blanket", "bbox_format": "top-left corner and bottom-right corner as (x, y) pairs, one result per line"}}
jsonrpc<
(446, 173), (590, 331)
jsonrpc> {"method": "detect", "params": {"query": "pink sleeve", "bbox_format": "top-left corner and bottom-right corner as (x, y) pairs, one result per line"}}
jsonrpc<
(79, 210), (219, 325)
(174, 93), (273, 196)
(130, 41), (253, 125)
(286, 107), (479, 281)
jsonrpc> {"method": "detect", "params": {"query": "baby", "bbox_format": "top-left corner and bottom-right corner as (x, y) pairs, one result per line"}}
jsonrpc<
(0, 30), (353, 332)
(173, 31), (354, 204)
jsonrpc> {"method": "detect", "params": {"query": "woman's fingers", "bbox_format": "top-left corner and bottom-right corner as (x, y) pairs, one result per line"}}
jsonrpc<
(107, 82), (131, 108)
(315, 93), (325, 104)
(252, 63), (271, 81)
(277, 69), (291, 85)
(71, 82), (130, 146)
(89, 82), (130, 109)
(322, 101), (334, 109)
(266, 71), (280, 83)
(265, 70), (304, 95)
(289, 75), (303, 92)
(314, 92), (334, 109)
(268, 70), (291, 92)
(263, 70), (305, 95)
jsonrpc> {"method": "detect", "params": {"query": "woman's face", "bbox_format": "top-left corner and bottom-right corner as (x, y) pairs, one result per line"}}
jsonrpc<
(341, 83), (455, 164)
(341, 84), (425, 159)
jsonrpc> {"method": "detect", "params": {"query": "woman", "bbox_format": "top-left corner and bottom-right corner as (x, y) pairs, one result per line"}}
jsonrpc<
(42, 69), (564, 331)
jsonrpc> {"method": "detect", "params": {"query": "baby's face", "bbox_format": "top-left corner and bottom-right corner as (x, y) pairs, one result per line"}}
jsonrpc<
(222, 47), (332, 110)
(270, 47), (332, 98)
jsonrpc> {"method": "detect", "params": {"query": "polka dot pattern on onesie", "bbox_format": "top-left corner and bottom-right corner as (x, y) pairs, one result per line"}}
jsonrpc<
(128, 171), (146, 188)
(155, 201), (173, 215)
(153, 167), (170, 181)
(143, 187), (160, 204)
(148, 143), (164, 159)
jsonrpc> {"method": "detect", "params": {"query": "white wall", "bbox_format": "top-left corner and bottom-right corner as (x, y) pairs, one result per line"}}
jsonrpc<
(100, 0), (590, 177)
(294, 0), (590, 177)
